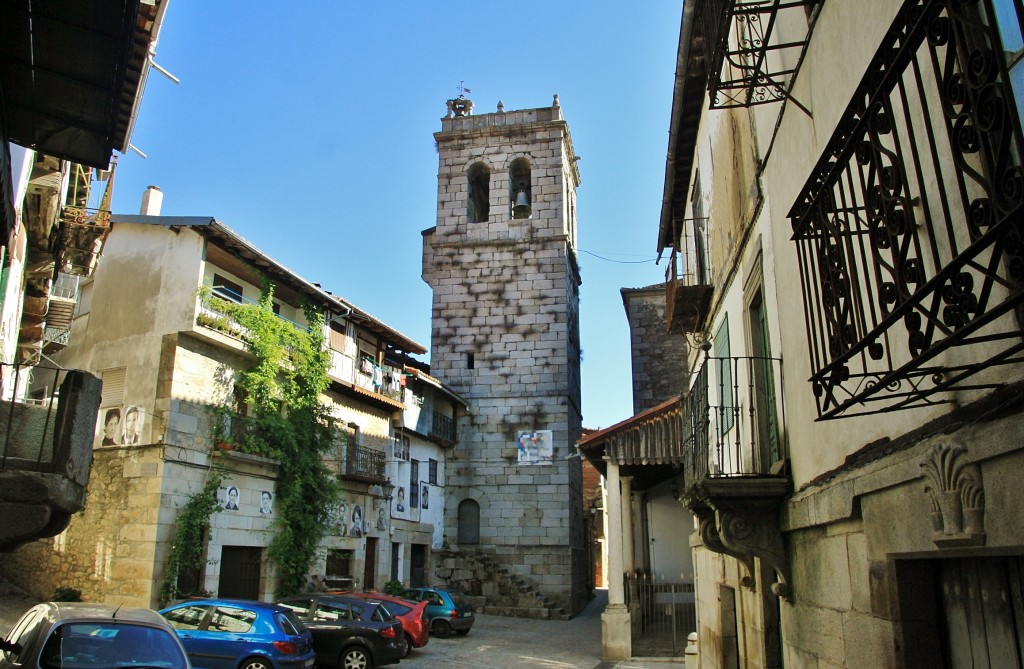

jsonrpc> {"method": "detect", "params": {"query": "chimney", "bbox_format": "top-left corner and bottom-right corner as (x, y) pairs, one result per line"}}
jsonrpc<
(140, 186), (163, 216)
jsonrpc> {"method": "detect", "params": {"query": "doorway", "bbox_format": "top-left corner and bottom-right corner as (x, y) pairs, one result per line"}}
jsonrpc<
(218, 546), (262, 599)
(363, 538), (377, 591)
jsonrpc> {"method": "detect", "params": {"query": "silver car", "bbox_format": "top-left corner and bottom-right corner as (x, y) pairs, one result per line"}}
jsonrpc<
(1, 602), (191, 669)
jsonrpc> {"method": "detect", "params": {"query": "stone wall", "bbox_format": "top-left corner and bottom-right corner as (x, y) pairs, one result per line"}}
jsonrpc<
(621, 285), (689, 414)
(424, 100), (586, 614)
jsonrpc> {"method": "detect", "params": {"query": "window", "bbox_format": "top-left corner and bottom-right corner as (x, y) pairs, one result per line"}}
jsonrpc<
(212, 274), (243, 302)
(4, 605), (45, 663)
(428, 459), (438, 484)
(99, 367), (126, 407)
(467, 162), (490, 222)
(208, 607), (256, 633)
(467, 353), (475, 369)
(509, 157), (532, 219)
(714, 317), (734, 435)
(313, 602), (352, 622)
(163, 605), (210, 631)
(326, 549), (353, 577)
(410, 460), (420, 508)
(458, 499), (480, 544)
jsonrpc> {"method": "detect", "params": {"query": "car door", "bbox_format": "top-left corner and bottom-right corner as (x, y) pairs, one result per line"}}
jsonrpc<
(162, 604), (214, 669)
(179, 605), (257, 669)
(278, 598), (345, 667)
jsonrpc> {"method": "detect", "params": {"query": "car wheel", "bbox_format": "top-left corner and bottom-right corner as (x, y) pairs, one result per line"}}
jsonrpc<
(340, 646), (373, 669)
(239, 657), (274, 669)
(456, 629), (470, 636)
(431, 618), (452, 637)
(403, 634), (414, 657)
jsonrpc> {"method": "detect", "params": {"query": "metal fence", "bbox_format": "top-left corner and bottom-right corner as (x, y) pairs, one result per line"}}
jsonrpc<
(625, 573), (697, 657)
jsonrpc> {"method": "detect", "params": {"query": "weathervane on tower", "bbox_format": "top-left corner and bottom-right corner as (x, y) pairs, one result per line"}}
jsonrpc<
(447, 81), (474, 118)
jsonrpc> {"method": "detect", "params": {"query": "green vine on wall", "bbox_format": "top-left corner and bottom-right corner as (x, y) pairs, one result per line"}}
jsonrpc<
(199, 281), (340, 597)
(160, 471), (224, 606)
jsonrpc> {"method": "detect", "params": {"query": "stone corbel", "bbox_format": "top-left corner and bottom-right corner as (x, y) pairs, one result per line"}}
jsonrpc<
(920, 440), (985, 548)
(693, 504), (756, 590)
(687, 479), (791, 599)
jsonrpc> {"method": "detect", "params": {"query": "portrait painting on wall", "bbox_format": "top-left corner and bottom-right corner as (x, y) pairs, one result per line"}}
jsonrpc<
(224, 485), (240, 510)
(121, 405), (144, 445)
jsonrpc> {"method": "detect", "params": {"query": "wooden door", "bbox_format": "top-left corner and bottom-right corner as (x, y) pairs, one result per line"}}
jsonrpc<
(363, 537), (377, 591)
(218, 546), (262, 599)
(938, 557), (1024, 668)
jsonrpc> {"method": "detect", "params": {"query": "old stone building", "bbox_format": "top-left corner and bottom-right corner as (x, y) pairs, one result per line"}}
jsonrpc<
(0, 202), (465, 607)
(422, 95), (587, 615)
(621, 284), (690, 415)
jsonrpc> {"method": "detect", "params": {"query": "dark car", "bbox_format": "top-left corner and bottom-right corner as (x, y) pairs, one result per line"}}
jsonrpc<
(2, 602), (190, 669)
(399, 587), (474, 638)
(159, 599), (315, 669)
(276, 594), (404, 669)
(344, 592), (428, 657)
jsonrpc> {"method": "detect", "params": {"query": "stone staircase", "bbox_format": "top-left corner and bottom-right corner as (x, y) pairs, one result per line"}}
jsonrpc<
(433, 547), (571, 620)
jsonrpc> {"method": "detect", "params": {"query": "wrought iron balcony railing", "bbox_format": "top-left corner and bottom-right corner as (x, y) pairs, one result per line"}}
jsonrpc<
(336, 443), (387, 483)
(429, 411), (456, 444)
(700, 0), (817, 110)
(788, 0), (1024, 419)
(682, 355), (786, 490)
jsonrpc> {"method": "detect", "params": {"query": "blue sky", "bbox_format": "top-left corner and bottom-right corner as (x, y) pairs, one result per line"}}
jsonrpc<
(109, 1), (683, 430)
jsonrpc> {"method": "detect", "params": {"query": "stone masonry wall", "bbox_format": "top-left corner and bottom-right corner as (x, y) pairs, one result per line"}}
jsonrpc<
(621, 286), (690, 414)
(424, 100), (586, 614)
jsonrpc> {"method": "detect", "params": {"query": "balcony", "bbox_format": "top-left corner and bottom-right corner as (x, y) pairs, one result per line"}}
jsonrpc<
(430, 411), (457, 445)
(679, 355), (791, 597)
(700, 0), (817, 109)
(0, 364), (102, 551)
(788, 0), (1024, 419)
(58, 205), (110, 277)
(335, 443), (387, 484)
(665, 242), (713, 336)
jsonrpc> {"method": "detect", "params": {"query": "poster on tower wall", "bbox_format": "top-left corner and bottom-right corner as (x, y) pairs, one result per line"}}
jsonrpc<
(517, 430), (553, 465)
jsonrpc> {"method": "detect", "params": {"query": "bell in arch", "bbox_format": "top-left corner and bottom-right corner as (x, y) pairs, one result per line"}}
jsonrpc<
(513, 187), (531, 218)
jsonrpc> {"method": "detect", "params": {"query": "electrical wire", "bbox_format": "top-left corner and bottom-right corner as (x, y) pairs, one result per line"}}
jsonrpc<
(580, 249), (657, 264)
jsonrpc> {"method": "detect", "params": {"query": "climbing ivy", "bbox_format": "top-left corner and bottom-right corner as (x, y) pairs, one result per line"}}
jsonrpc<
(160, 471), (224, 606)
(200, 280), (340, 597)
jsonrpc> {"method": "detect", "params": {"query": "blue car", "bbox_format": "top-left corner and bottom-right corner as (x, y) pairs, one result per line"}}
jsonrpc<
(400, 587), (474, 637)
(160, 599), (315, 669)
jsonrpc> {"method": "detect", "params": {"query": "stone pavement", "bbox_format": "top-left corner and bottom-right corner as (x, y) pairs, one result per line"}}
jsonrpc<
(0, 579), (686, 669)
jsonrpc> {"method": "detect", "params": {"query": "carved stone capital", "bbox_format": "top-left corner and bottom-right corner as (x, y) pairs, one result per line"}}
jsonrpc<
(920, 440), (985, 548)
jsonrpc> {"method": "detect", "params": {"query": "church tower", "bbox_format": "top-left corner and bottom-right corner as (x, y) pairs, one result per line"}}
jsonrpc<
(422, 94), (585, 614)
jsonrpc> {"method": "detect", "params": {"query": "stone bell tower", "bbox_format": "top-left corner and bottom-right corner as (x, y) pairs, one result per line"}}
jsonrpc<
(422, 94), (585, 615)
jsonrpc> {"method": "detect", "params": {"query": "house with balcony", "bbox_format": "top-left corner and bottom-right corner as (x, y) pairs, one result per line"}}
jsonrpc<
(646, 0), (1024, 667)
(0, 205), (460, 607)
(0, 0), (170, 551)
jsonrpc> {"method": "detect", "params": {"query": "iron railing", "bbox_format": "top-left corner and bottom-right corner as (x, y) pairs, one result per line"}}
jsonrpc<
(682, 355), (785, 489)
(430, 411), (456, 443)
(0, 364), (69, 472)
(624, 573), (697, 657)
(701, 0), (817, 109)
(337, 443), (387, 483)
(789, 0), (1024, 418)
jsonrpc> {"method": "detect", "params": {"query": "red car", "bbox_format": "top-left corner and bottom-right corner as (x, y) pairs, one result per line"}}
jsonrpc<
(345, 592), (428, 657)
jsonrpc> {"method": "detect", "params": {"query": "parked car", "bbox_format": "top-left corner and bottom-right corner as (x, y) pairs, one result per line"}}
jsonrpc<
(399, 587), (474, 638)
(159, 599), (315, 669)
(1, 602), (190, 669)
(276, 594), (404, 669)
(343, 592), (428, 657)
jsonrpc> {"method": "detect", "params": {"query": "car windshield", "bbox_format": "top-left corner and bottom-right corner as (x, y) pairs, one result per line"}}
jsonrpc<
(40, 622), (188, 669)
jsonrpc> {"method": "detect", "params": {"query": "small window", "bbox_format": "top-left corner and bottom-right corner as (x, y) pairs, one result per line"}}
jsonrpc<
(429, 459), (438, 484)
(314, 603), (351, 622)
(100, 367), (126, 407)
(163, 605), (210, 631)
(410, 461), (420, 508)
(208, 607), (256, 633)
(467, 353), (475, 369)
(212, 274), (244, 303)
(467, 163), (490, 223)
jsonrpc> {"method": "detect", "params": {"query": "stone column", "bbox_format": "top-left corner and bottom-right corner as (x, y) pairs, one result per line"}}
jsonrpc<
(601, 460), (631, 660)
(621, 476), (635, 574)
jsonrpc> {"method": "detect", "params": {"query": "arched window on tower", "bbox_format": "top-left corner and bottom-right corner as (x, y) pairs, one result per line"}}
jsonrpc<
(457, 499), (480, 545)
(509, 158), (532, 219)
(467, 163), (490, 223)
